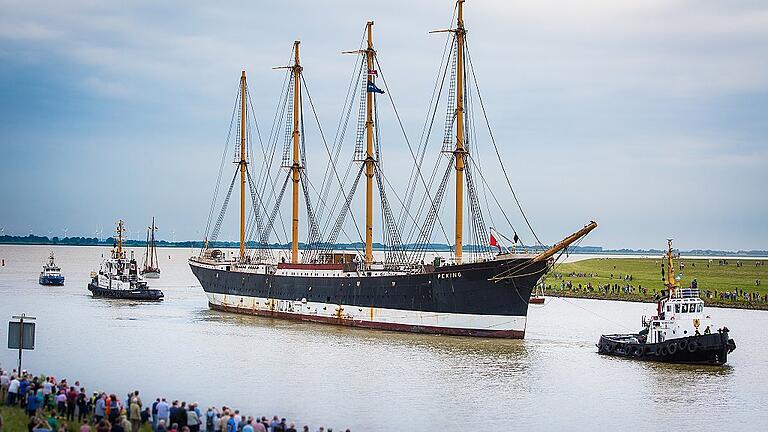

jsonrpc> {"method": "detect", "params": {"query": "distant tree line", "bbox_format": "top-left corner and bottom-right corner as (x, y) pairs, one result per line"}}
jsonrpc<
(0, 234), (766, 256)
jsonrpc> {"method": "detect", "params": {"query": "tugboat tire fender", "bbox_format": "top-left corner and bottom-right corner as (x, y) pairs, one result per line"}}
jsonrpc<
(658, 345), (668, 356)
(634, 345), (646, 357)
(677, 339), (688, 351)
(687, 340), (699, 353)
(667, 342), (678, 355)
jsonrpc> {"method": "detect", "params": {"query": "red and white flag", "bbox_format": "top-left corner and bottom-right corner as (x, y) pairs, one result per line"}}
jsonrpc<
(368, 69), (378, 76)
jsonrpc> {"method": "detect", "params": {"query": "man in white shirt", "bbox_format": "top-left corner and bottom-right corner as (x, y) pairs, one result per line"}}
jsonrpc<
(7, 376), (20, 406)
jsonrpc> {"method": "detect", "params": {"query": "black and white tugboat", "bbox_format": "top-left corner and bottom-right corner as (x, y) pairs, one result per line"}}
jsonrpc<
(39, 252), (65, 286)
(88, 220), (164, 301)
(598, 239), (736, 365)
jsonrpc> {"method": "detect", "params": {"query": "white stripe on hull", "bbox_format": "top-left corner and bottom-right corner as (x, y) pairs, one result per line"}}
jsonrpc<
(205, 292), (527, 334)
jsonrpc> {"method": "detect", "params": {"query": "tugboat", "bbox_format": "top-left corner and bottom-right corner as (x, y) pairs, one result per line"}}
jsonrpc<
(88, 220), (164, 301)
(39, 252), (65, 285)
(141, 217), (161, 278)
(598, 239), (736, 365)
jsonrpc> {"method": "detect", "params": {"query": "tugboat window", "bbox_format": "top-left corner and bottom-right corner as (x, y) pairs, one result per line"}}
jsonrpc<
(682, 304), (688, 313)
(675, 304), (680, 313)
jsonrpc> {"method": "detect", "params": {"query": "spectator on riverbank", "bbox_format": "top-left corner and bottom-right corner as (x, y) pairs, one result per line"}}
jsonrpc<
(1, 370), (9, 404)
(130, 397), (142, 432)
(156, 398), (170, 430)
(27, 388), (39, 417)
(77, 388), (88, 422)
(186, 404), (200, 432)
(205, 407), (219, 432)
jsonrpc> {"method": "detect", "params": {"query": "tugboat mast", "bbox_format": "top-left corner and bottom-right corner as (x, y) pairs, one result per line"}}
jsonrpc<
(453, 0), (466, 264)
(116, 219), (125, 259)
(291, 41), (302, 264)
(666, 238), (679, 292)
(239, 71), (247, 261)
(364, 22), (375, 267)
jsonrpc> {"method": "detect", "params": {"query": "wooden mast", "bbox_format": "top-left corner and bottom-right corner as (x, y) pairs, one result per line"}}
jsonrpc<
(454, 0), (466, 264)
(239, 71), (247, 261)
(364, 22), (375, 267)
(291, 41), (302, 264)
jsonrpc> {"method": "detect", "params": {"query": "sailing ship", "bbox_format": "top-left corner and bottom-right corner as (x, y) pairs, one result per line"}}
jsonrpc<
(141, 217), (161, 278)
(88, 220), (164, 301)
(39, 252), (65, 286)
(189, 1), (596, 338)
(598, 240), (736, 365)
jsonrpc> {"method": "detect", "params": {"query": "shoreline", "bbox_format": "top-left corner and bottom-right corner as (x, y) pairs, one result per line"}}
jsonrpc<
(0, 368), (344, 432)
(542, 290), (768, 311)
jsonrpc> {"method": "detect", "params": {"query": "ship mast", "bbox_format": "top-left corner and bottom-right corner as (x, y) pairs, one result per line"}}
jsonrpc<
(116, 219), (124, 259)
(453, 0), (466, 264)
(239, 71), (247, 261)
(364, 22), (375, 267)
(291, 41), (302, 264)
(666, 238), (679, 292)
(150, 217), (157, 268)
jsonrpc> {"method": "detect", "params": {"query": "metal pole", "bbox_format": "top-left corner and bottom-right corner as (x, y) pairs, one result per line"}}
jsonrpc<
(17, 313), (24, 372)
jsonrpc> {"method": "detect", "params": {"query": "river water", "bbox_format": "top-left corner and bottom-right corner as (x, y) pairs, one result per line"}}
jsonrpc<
(1, 245), (766, 431)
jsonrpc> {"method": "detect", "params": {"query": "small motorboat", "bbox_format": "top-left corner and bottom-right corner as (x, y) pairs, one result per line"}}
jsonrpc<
(39, 252), (65, 285)
(597, 239), (735, 365)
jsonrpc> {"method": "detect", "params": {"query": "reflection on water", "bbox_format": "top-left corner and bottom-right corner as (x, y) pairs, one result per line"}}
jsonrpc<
(1, 245), (766, 431)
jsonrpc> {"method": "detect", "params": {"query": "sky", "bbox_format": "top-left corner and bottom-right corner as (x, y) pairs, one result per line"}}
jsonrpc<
(0, 0), (766, 251)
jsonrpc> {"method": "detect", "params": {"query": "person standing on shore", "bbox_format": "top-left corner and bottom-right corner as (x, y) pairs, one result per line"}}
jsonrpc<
(186, 405), (200, 432)
(66, 386), (78, 421)
(219, 410), (230, 432)
(130, 397), (142, 432)
(206, 407), (220, 432)
(77, 388), (88, 422)
(94, 394), (106, 424)
(0, 370), (9, 404)
(152, 398), (160, 431)
(27, 388), (40, 417)
(156, 398), (170, 430)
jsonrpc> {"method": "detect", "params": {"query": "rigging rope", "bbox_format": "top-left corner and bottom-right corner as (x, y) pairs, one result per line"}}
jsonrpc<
(465, 40), (544, 247)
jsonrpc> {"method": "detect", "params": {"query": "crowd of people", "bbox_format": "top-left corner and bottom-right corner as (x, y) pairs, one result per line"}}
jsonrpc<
(544, 260), (768, 305)
(0, 368), (348, 432)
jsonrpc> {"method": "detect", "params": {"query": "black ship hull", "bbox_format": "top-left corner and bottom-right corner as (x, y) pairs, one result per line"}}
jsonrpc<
(597, 332), (736, 365)
(87, 282), (164, 301)
(190, 257), (549, 338)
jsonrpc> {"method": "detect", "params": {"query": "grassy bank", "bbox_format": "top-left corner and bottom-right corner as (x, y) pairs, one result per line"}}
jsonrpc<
(542, 257), (768, 310)
(0, 405), (152, 432)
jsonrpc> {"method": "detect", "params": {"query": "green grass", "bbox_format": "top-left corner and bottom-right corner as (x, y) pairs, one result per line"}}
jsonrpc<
(543, 257), (768, 309)
(0, 405), (152, 432)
